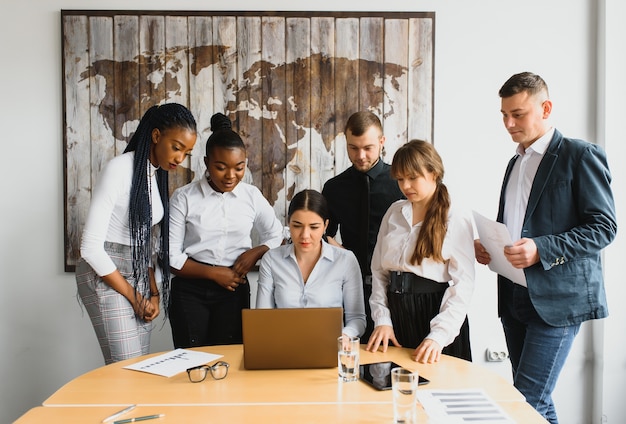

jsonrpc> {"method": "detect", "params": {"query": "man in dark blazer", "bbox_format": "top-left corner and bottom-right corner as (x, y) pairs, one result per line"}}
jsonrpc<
(474, 72), (617, 424)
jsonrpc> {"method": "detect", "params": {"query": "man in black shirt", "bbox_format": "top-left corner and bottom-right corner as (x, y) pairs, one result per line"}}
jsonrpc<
(322, 111), (404, 343)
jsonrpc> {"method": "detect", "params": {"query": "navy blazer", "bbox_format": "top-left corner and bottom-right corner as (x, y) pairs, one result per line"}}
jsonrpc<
(496, 129), (617, 327)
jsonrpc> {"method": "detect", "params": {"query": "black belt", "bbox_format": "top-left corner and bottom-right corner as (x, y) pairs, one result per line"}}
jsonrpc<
(388, 271), (448, 294)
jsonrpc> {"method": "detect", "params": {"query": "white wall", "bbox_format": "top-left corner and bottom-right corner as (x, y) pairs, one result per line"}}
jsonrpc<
(1, 1), (624, 423)
(600, 1), (626, 421)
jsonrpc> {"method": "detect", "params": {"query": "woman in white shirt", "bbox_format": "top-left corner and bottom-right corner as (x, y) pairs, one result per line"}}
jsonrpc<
(256, 189), (366, 338)
(366, 140), (475, 363)
(76, 103), (198, 364)
(169, 113), (284, 347)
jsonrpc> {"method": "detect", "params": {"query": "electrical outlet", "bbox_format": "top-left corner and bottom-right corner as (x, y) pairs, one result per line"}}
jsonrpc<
(485, 348), (509, 362)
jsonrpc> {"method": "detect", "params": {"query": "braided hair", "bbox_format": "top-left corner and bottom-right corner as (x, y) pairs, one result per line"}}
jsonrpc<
(124, 103), (197, 317)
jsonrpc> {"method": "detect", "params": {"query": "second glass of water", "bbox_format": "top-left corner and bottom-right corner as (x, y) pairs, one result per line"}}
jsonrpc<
(391, 367), (418, 423)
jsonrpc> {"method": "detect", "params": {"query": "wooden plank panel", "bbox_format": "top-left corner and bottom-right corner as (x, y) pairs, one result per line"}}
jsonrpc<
(383, 19), (409, 161)
(359, 17), (384, 115)
(164, 16), (190, 106)
(63, 15), (91, 270)
(188, 16), (215, 181)
(358, 17), (389, 164)
(113, 15), (139, 152)
(212, 16), (237, 117)
(138, 15), (165, 114)
(408, 18), (434, 143)
(88, 17), (115, 185)
(334, 18), (359, 174)
(261, 16), (287, 219)
(235, 16), (263, 187)
(164, 16), (193, 192)
(310, 17), (336, 184)
(285, 17), (311, 196)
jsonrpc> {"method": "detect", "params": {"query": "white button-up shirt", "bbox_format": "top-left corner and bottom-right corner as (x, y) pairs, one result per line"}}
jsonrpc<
(503, 128), (554, 241)
(169, 173), (284, 270)
(369, 200), (475, 349)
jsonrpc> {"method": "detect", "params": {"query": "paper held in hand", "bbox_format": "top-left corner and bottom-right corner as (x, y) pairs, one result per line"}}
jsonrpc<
(123, 348), (223, 377)
(472, 211), (527, 287)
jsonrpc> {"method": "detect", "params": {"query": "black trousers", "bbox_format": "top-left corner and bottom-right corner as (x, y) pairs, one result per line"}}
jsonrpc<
(361, 281), (374, 344)
(169, 275), (250, 348)
(387, 283), (472, 361)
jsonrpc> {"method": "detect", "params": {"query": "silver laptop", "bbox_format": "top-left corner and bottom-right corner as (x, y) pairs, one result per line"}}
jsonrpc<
(242, 307), (343, 370)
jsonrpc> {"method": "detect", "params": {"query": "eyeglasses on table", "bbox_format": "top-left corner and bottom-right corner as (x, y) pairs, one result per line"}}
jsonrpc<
(186, 361), (230, 383)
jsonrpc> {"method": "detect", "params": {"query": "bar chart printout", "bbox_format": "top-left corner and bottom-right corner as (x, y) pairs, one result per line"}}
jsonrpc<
(416, 389), (515, 423)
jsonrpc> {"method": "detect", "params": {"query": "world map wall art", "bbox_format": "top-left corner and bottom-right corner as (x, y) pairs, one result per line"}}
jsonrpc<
(62, 10), (435, 271)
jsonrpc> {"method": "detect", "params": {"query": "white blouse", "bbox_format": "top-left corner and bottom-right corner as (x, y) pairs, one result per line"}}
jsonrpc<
(169, 173), (284, 269)
(80, 152), (163, 277)
(369, 200), (475, 348)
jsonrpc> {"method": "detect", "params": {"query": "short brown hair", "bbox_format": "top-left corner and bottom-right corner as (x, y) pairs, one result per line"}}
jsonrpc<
(499, 72), (549, 99)
(344, 111), (383, 137)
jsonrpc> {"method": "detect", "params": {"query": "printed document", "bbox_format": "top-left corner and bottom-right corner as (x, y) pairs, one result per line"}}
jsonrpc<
(417, 389), (514, 423)
(472, 211), (527, 287)
(124, 348), (222, 377)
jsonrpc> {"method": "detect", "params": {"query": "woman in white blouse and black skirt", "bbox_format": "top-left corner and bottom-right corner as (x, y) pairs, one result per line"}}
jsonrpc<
(366, 140), (475, 363)
(168, 113), (283, 348)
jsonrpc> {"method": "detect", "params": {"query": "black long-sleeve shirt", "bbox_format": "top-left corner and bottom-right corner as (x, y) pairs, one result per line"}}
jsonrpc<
(322, 159), (404, 278)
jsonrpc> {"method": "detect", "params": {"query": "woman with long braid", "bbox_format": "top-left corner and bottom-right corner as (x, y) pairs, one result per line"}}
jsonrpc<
(76, 103), (197, 364)
(366, 140), (475, 363)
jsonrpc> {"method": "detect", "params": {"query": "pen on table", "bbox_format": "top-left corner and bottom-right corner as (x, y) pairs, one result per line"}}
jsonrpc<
(113, 414), (165, 424)
(102, 405), (137, 423)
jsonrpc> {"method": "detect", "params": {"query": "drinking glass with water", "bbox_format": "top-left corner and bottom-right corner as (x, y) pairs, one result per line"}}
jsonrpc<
(337, 335), (360, 382)
(391, 367), (418, 423)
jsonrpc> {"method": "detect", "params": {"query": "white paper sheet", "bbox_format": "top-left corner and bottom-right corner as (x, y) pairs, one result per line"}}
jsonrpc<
(123, 348), (223, 377)
(416, 388), (515, 423)
(472, 211), (527, 287)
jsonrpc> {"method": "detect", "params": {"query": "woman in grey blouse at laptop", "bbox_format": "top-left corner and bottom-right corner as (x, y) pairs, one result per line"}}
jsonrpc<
(256, 189), (366, 338)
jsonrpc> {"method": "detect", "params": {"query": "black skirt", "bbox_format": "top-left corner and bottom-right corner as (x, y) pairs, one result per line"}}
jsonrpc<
(387, 271), (472, 361)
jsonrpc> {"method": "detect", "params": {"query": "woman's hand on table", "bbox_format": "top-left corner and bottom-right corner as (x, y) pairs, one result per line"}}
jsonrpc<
(365, 325), (401, 352)
(412, 338), (441, 363)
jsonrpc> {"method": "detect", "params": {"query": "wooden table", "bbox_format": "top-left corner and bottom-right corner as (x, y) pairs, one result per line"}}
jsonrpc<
(15, 345), (547, 423)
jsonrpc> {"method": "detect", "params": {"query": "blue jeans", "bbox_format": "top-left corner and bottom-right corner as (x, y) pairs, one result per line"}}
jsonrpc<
(500, 282), (580, 424)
